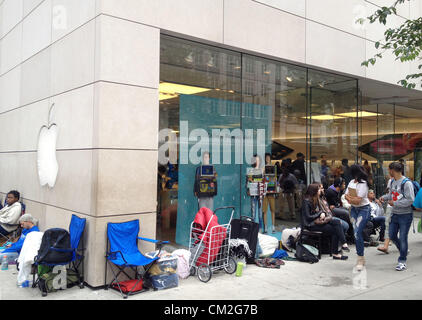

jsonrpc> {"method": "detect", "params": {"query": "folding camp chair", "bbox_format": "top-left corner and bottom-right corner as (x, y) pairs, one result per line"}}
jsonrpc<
(104, 219), (169, 299)
(32, 214), (86, 296)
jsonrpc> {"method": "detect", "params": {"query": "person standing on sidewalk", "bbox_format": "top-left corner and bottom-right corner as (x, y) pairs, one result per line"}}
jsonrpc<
(345, 164), (370, 271)
(377, 170), (394, 254)
(380, 162), (414, 271)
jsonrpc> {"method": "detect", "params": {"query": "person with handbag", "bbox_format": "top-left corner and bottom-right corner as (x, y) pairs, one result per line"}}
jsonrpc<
(301, 184), (348, 260)
(345, 164), (370, 271)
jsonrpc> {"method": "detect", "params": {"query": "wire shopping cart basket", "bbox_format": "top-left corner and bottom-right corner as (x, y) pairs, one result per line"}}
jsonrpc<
(189, 206), (237, 282)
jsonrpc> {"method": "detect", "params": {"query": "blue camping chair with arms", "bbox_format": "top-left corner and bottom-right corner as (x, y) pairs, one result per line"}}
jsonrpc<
(32, 214), (86, 296)
(104, 219), (169, 299)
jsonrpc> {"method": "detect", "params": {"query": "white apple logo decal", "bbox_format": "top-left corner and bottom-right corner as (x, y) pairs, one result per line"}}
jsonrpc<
(37, 103), (59, 188)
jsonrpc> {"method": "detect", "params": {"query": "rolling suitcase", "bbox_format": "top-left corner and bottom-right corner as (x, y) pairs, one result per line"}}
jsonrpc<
(230, 216), (259, 264)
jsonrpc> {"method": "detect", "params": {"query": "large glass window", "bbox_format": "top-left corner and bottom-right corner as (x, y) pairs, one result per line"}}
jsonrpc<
(308, 70), (358, 188)
(158, 35), (359, 246)
(159, 36), (241, 246)
(395, 105), (422, 184)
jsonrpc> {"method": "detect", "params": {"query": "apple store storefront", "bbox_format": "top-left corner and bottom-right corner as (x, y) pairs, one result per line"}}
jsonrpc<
(157, 35), (422, 246)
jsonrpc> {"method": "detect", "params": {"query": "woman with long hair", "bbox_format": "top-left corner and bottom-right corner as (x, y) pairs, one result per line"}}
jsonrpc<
(301, 183), (348, 260)
(345, 164), (370, 271)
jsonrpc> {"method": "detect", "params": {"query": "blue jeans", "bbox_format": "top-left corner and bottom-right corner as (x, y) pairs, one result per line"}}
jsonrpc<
(371, 216), (386, 240)
(251, 196), (263, 230)
(389, 213), (413, 263)
(351, 205), (371, 257)
(332, 216), (349, 234)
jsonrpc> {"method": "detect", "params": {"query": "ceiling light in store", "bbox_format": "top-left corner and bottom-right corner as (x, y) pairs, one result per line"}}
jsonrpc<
(207, 57), (215, 68)
(336, 111), (379, 118)
(264, 70), (271, 75)
(234, 66), (241, 70)
(286, 76), (293, 82)
(159, 82), (211, 100)
(185, 52), (194, 63)
(302, 115), (346, 120)
(318, 82), (325, 88)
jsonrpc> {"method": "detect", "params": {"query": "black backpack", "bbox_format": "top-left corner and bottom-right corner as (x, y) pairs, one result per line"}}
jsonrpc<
(294, 242), (319, 264)
(35, 228), (73, 264)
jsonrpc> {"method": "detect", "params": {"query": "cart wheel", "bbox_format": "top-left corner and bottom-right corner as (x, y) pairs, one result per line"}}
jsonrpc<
(190, 266), (196, 277)
(224, 257), (237, 274)
(197, 264), (212, 283)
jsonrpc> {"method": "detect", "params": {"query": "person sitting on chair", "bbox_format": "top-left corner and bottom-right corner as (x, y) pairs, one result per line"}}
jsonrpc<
(0, 191), (22, 238)
(301, 183), (348, 260)
(318, 184), (351, 252)
(368, 190), (386, 242)
(1, 214), (39, 254)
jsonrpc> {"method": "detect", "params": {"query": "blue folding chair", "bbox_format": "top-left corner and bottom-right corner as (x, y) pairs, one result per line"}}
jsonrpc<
(68, 214), (86, 288)
(32, 214), (86, 296)
(104, 219), (169, 299)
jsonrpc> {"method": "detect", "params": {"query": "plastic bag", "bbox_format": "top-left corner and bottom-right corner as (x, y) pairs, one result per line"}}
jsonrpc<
(147, 256), (178, 276)
(172, 249), (191, 279)
(149, 273), (178, 290)
(257, 233), (279, 258)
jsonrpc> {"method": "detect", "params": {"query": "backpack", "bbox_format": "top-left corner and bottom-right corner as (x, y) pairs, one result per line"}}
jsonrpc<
(281, 177), (295, 193)
(393, 177), (420, 199)
(393, 178), (420, 233)
(35, 228), (73, 264)
(38, 267), (80, 295)
(294, 242), (319, 264)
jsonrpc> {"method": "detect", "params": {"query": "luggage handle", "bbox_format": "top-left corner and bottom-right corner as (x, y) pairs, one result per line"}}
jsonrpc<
(239, 215), (254, 222)
(213, 206), (235, 222)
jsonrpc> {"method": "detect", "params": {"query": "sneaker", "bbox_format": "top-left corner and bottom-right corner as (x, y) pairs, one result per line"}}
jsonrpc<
(395, 262), (407, 271)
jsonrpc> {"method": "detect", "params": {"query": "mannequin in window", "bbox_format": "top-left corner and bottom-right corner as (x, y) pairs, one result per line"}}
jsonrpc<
(263, 153), (278, 234)
(247, 154), (265, 232)
(194, 151), (217, 211)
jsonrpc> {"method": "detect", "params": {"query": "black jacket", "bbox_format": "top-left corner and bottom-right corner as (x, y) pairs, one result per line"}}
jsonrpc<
(301, 199), (322, 228)
(325, 187), (340, 207)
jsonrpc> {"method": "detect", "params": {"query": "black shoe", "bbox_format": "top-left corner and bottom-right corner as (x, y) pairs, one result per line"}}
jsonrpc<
(341, 246), (350, 252)
(333, 255), (348, 260)
(364, 242), (370, 247)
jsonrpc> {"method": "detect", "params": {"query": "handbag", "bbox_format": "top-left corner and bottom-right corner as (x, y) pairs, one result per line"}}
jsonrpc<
(314, 214), (332, 225)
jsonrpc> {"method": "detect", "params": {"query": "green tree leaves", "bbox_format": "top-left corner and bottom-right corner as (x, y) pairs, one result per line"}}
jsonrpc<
(362, 0), (422, 89)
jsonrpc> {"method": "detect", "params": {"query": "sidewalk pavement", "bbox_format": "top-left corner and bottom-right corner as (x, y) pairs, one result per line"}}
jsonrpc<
(1, 220), (421, 300)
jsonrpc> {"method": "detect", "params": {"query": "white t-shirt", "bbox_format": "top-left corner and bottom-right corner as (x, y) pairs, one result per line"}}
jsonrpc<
(345, 179), (370, 207)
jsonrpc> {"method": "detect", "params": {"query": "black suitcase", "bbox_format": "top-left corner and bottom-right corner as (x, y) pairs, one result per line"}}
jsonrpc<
(230, 216), (259, 264)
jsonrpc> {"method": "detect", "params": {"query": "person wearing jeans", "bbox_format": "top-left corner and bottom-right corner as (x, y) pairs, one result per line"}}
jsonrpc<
(345, 164), (370, 271)
(351, 205), (371, 257)
(251, 196), (263, 231)
(389, 213), (413, 266)
(380, 162), (415, 271)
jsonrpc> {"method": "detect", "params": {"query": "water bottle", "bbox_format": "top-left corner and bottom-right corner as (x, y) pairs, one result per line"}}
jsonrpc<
(235, 262), (244, 277)
(1, 255), (8, 270)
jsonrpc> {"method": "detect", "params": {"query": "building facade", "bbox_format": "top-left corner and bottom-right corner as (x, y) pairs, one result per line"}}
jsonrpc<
(1, 0), (422, 287)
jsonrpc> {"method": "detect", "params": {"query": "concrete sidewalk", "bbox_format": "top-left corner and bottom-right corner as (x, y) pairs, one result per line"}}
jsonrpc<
(1, 222), (421, 300)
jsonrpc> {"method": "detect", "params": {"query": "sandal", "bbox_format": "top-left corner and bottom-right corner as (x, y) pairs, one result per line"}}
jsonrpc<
(377, 247), (389, 254)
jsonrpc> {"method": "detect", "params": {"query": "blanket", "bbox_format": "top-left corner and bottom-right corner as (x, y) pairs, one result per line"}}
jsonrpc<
(17, 231), (44, 285)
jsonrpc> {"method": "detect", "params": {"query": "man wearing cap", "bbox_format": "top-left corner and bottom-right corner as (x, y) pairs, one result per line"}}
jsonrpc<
(1, 214), (39, 260)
